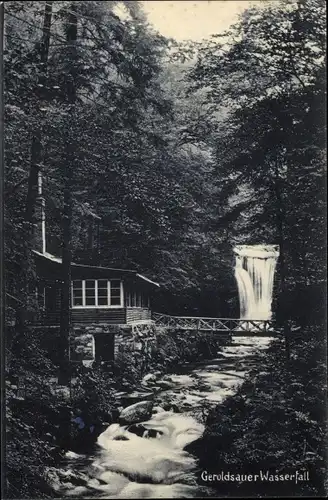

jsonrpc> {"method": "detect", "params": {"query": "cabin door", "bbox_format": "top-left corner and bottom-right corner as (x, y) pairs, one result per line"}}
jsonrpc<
(94, 334), (115, 361)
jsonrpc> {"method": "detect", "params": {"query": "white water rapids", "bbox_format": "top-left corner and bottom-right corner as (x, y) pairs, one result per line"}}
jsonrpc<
(47, 337), (273, 499)
(234, 244), (279, 321)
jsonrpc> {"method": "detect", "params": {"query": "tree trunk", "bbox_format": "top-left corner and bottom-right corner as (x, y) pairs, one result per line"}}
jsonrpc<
(21, 1), (53, 330)
(58, 5), (78, 385)
(25, 1), (53, 226)
(57, 5), (78, 454)
(0, 3), (4, 334)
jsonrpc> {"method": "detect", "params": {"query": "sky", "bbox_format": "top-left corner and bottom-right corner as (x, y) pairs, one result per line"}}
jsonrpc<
(141, 1), (264, 42)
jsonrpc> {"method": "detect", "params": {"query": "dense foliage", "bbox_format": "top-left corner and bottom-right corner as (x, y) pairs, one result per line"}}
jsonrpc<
(187, 0), (326, 306)
(6, 328), (66, 498)
(5, 0), (325, 319)
(187, 325), (327, 497)
(4, 0), (236, 321)
(5, 326), (221, 497)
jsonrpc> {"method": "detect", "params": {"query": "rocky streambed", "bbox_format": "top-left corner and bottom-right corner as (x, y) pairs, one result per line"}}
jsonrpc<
(47, 336), (273, 498)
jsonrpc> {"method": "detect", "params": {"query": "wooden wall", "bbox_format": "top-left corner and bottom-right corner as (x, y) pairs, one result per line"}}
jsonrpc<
(39, 307), (152, 326)
(126, 307), (151, 324)
(39, 283), (61, 325)
(72, 308), (126, 324)
(38, 283), (151, 326)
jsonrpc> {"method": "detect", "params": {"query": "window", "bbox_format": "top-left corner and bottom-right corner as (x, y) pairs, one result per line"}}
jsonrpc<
(72, 280), (83, 306)
(141, 294), (150, 308)
(125, 291), (137, 307)
(72, 280), (123, 308)
(98, 280), (108, 306)
(125, 290), (149, 308)
(85, 280), (96, 306)
(110, 280), (121, 306)
(136, 292), (142, 308)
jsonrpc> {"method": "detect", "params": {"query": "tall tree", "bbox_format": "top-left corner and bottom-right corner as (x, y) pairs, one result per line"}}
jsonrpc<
(25, 1), (52, 227)
(187, 0), (326, 322)
(58, 3), (77, 385)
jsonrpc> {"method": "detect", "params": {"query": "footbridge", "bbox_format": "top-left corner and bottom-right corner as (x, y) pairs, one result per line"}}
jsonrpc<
(151, 312), (275, 336)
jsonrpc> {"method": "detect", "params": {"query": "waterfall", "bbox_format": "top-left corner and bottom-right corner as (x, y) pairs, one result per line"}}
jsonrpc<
(234, 245), (279, 321)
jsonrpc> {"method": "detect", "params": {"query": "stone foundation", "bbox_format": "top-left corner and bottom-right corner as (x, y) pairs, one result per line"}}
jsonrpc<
(69, 322), (230, 365)
(71, 322), (157, 362)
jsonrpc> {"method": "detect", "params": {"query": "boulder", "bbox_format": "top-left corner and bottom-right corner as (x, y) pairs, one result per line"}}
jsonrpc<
(170, 404), (181, 413)
(119, 400), (154, 425)
(152, 406), (165, 414)
(156, 380), (175, 389)
(142, 374), (157, 384)
(145, 428), (163, 439)
(101, 422), (111, 428)
(127, 423), (148, 437)
(151, 386), (162, 393)
(113, 435), (129, 441)
(128, 423), (164, 439)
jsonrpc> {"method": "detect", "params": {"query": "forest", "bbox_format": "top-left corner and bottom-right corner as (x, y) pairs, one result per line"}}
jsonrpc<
(3, 0), (326, 498)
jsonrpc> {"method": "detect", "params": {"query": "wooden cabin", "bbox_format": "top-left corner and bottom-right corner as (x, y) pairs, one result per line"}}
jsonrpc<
(33, 250), (159, 327)
(32, 171), (159, 330)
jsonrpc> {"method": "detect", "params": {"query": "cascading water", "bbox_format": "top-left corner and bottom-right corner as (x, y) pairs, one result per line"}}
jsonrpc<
(234, 245), (280, 321)
(50, 339), (274, 499)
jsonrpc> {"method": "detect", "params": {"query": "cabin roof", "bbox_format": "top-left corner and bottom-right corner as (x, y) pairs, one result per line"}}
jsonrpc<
(32, 250), (160, 287)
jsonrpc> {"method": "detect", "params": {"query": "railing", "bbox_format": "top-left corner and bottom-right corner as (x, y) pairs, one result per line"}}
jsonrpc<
(152, 312), (275, 335)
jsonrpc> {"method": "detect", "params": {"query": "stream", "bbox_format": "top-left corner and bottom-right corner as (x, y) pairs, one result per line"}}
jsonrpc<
(47, 336), (273, 498)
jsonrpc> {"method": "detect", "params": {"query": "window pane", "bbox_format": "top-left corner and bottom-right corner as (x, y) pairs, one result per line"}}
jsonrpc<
(110, 280), (121, 306)
(126, 293), (131, 307)
(97, 279), (108, 306)
(73, 289), (83, 297)
(73, 280), (82, 289)
(86, 297), (96, 305)
(73, 296), (83, 306)
(85, 280), (95, 289)
(86, 288), (95, 298)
